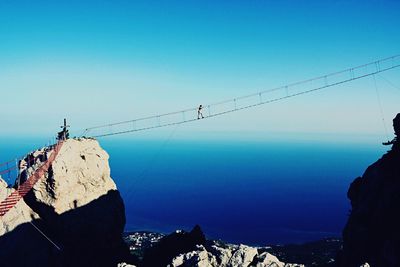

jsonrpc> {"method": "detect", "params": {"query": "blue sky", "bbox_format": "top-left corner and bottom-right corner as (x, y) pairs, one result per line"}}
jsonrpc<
(0, 0), (399, 141)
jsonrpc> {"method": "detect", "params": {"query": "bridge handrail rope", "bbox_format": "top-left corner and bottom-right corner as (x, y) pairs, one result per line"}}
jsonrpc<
(0, 141), (64, 218)
(0, 156), (38, 176)
(0, 159), (15, 168)
(0, 147), (54, 175)
(83, 55), (400, 138)
(0, 137), (58, 178)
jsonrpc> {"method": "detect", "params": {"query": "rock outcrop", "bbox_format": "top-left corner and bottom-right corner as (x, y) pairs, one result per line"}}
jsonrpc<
(0, 138), (131, 266)
(127, 225), (303, 267)
(28, 138), (118, 214)
(337, 113), (400, 267)
(141, 225), (207, 267)
(169, 243), (304, 267)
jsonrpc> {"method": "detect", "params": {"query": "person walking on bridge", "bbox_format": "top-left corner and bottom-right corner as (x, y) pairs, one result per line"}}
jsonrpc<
(197, 105), (204, 119)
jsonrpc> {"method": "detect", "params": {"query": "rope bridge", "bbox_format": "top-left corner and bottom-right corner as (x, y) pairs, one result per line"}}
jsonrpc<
(0, 55), (399, 218)
(83, 55), (400, 138)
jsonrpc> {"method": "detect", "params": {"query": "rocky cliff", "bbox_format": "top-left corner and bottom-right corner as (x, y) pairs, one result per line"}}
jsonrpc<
(0, 138), (131, 266)
(337, 113), (400, 267)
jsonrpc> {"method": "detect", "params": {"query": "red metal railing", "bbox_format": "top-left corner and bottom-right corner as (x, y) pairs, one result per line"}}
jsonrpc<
(0, 141), (64, 218)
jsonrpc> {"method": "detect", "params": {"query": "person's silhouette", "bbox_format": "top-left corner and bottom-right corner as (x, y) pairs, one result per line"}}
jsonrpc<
(197, 105), (204, 119)
(383, 113), (400, 148)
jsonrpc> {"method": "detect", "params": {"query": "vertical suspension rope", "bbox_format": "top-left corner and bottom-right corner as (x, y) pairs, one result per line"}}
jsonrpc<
(6, 162), (10, 182)
(16, 158), (20, 189)
(378, 74), (400, 92)
(29, 221), (62, 251)
(373, 75), (390, 142)
(124, 123), (180, 205)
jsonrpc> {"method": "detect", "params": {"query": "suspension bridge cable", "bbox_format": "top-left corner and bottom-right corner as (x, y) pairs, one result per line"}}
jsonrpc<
(29, 221), (62, 251)
(124, 123), (180, 205)
(82, 55), (400, 138)
(378, 74), (400, 91)
(373, 75), (390, 142)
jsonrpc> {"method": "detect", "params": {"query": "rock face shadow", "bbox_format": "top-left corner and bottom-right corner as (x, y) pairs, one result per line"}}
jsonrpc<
(0, 190), (132, 267)
(337, 113), (400, 267)
(141, 225), (206, 267)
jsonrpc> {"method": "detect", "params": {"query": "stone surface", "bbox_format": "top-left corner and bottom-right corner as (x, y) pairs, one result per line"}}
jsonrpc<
(228, 244), (258, 267)
(30, 138), (117, 214)
(168, 239), (304, 267)
(255, 252), (285, 267)
(118, 263), (137, 267)
(171, 245), (218, 267)
(0, 177), (40, 236)
(253, 252), (304, 267)
(0, 138), (131, 266)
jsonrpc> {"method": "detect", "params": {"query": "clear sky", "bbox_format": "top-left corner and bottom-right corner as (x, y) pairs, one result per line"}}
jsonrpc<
(1, 0), (399, 142)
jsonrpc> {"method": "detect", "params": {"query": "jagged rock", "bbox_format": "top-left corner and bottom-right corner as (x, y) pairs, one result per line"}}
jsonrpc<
(253, 252), (304, 267)
(167, 239), (303, 267)
(142, 225), (207, 267)
(0, 138), (131, 266)
(337, 113), (400, 267)
(29, 138), (117, 214)
(228, 244), (258, 267)
(284, 264), (305, 267)
(118, 263), (137, 267)
(170, 245), (218, 267)
(254, 252), (285, 267)
(209, 244), (233, 265)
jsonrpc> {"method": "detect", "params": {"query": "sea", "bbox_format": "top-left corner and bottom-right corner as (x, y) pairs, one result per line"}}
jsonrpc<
(0, 136), (388, 246)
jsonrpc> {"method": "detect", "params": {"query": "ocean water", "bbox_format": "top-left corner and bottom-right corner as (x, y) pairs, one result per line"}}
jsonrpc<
(0, 137), (387, 245)
(101, 138), (386, 245)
